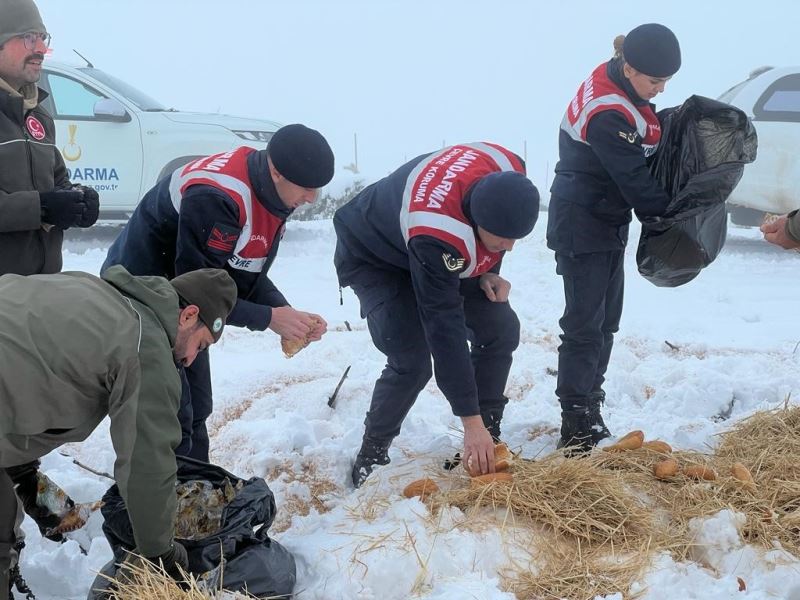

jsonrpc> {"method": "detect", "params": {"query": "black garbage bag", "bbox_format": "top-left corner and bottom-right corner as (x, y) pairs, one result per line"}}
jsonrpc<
(636, 95), (758, 287)
(87, 457), (296, 599)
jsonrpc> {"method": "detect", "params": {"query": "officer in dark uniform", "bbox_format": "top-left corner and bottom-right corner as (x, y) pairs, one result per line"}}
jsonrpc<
(103, 124), (335, 461)
(334, 142), (540, 487)
(547, 24), (681, 451)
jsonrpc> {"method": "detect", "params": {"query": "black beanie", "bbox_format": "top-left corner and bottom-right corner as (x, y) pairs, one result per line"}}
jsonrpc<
(267, 124), (334, 188)
(0, 0), (46, 47)
(171, 268), (238, 341)
(469, 172), (540, 239)
(623, 23), (681, 78)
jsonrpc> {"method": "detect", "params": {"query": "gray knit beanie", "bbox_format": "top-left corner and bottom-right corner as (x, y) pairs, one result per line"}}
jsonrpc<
(0, 0), (46, 48)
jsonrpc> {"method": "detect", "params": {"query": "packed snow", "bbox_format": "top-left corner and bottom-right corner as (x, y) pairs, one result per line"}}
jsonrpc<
(14, 213), (800, 599)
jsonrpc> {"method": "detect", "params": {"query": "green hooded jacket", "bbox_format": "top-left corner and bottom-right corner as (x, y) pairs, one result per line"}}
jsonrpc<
(0, 265), (181, 557)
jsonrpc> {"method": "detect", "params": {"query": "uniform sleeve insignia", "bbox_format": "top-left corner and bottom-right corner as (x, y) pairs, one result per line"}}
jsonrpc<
(618, 130), (638, 144)
(206, 222), (240, 254)
(442, 252), (465, 272)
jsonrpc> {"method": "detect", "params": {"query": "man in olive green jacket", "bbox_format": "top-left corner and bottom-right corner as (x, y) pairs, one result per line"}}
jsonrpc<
(0, 265), (237, 592)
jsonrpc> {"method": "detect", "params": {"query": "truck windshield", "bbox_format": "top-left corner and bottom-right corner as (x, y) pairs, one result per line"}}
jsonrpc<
(78, 67), (170, 111)
(718, 80), (749, 104)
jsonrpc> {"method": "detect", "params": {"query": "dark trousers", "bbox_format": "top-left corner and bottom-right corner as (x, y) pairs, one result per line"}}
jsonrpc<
(175, 349), (213, 461)
(555, 250), (624, 409)
(353, 275), (519, 441)
(0, 469), (16, 594)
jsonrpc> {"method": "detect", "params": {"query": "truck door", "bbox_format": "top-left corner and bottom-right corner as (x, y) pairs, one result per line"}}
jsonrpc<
(40, 69), (144, 219)
(746, 73), (800, 215)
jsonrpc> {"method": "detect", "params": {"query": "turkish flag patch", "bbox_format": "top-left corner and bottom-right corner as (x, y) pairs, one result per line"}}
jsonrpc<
(206, 223), (240, 254)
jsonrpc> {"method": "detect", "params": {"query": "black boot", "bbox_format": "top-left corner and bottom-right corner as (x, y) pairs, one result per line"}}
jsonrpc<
(587, 391), (612, 445)
(351, 436), (392, 488)
(480, 405), (505, 442)
(556, 407), (595, 455)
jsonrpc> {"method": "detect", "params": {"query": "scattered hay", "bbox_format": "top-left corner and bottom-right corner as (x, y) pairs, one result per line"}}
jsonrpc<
(267, 460), (339, 532)
(207, 374), (322, 437)
(527, 424), (560, 441)
(430, 404), (800, 599)
(715, 404), (800, 549)
(511, 540), (652, 600)
(433, 452), (653, 549)
(102, 557), (265, 600)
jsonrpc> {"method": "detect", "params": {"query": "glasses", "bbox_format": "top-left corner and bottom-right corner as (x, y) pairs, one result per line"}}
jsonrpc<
(18, 32), (51, 51)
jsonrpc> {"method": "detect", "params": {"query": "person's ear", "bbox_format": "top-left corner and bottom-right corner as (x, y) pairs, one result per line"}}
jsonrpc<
(178, 305), (201, 327)
(267, 157), (283, 184)
(622, 63), (635, 79)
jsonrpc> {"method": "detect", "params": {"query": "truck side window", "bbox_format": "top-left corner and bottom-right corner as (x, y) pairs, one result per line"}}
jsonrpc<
(754, 74), (800, 123)
(46, 73), (107, 119)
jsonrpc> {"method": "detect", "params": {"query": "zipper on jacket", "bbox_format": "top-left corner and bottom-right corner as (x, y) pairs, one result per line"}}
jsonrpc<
(22, 109), (49, 274)
(21, 118), (36, 189)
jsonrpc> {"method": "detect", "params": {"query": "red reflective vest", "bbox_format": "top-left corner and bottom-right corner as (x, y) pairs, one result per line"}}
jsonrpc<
(399, 142), (525, 278)
(561, 63), (662, 157)
(168, 147), (284, 273)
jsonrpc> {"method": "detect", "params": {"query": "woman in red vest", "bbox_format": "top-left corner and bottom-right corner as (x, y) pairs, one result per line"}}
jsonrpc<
(546, 24), (681, 452)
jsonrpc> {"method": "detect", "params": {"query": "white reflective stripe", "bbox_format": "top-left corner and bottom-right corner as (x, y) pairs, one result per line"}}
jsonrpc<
(459, 142), (515, 172)
(398, 143), (514, 279)
(168, 168), (257, 270)
(122, 297), (142, 352)
(560, 112), (588, 144)
(28, 140), (57, 148)
(564, 93), (647, 142)
(227, 255), (267, 273)
(0, 138), (55, 147)
(399, 147), (453, 244)
(405, 211), (477, 278)
(399, 143), (517, 244)
(168, 168), (184, 214)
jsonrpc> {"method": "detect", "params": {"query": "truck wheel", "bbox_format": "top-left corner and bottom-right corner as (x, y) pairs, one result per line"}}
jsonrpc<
(157, 156), (203, 182)
(727, 204), (766, 227)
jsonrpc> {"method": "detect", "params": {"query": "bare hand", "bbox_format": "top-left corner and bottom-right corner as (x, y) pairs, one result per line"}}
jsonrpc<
(305, 313), (328, 342)
(479, 272), (511, 303)
(268, 306), (316, 341)
(461, 415), (496, 476)
(761, 215), (800, 250)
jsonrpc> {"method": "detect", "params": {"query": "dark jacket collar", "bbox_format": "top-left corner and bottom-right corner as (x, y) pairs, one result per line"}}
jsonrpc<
(462, 184), (477, 229)
(0, 86), (47, 122)
(247, 149), (292, 220)
(607, 58), (649, 106)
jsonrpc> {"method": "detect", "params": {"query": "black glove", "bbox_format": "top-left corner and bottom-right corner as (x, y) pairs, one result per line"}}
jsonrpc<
(148, 541), (188, 581)
(6, 464), (72, 542)
(115, 541), (188, 589)
(39, 189), (86, 229)
(73, 185), (100, 228)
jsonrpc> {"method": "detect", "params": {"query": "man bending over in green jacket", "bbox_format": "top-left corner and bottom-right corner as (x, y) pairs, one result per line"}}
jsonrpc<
(0, 265), (237, 594)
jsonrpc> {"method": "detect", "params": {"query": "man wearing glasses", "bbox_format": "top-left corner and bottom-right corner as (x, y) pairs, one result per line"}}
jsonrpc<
(0, 0), (100, 595)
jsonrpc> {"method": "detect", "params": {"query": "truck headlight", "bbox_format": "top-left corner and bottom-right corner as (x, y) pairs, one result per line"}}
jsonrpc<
(232, 130), (275, 142)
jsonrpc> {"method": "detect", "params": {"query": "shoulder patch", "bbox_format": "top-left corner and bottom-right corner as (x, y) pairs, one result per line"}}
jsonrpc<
(206, 222), (240, 255)
(618, 130), (638, 144)
(442, 252), (465, 272)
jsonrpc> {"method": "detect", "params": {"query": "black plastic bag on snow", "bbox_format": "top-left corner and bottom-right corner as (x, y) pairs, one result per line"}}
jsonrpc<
(87, 456), (296, 599)
(636, 95), (758, 287)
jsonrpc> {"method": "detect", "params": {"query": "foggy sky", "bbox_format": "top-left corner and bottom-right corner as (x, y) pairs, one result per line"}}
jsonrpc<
(37, 0), (800, 190)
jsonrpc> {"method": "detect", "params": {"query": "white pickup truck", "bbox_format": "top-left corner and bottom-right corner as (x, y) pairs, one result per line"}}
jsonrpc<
(719, 66), (800, 225)
(40, 59), (282, 220)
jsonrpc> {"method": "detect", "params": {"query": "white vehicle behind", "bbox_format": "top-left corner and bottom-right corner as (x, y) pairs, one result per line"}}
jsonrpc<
(719, 66), (800, 225)
(39, 58), (282, 220)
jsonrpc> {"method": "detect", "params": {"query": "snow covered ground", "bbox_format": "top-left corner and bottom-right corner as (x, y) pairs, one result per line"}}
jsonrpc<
(14, 215), (800, 599)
